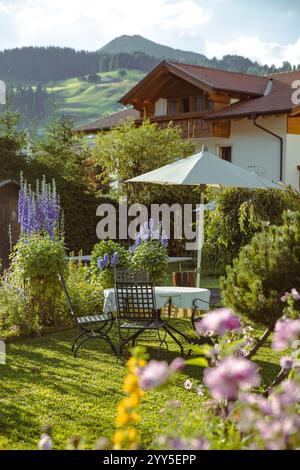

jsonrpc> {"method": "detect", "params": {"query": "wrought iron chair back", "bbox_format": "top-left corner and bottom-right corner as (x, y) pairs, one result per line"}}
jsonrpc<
(114, 268), (157, 322)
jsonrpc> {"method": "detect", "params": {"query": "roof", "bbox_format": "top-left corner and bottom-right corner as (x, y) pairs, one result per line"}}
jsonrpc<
(205, 77), (300, 121)
(269, 70), (300, 85)
(77, 108), (139, 133)
(120, 60), (269, 104)
(166, 61), (268, 96)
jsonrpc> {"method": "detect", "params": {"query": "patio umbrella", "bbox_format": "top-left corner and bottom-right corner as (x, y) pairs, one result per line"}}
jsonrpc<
(127, 146), (282, 287)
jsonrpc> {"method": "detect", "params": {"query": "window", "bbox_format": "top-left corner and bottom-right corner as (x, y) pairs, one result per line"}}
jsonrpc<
(182, 97), (190, 113)
(194, 95), (213, 112)
(219, 146), (232, 163)
(167, 99), (177, 115)
(194, 96), (202, 112)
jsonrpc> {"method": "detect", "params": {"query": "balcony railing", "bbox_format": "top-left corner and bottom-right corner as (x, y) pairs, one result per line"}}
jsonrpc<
(136, 112), (230, 139)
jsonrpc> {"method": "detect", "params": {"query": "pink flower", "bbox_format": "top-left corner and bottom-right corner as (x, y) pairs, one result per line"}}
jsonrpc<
(291, 288), (300, 301)
(281, 288), (300, 302)
(272, 317), (300, 350)
(281, 292), (289, 302)
(280, 357), (294, 371)
(204, 357), (260, 401)
(170, 357), (185, 372)
(195, 308), (241, 336)
(184, 379), (193, 390)
(139, 360), (170, 389)
(38, 433), (52, 450)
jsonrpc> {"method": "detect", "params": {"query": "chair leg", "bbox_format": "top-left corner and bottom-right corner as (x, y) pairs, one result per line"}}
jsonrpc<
(163, 325), (184, 356)
(119, 328), (145, 357)
(72, 332), (87, 352)
(73, 331), (117, 358)
(167, 323), (191, 345)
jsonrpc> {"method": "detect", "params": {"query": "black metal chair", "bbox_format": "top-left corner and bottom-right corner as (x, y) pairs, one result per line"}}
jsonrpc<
(58, 274), (117, 357)
(114, 268), (190, 357)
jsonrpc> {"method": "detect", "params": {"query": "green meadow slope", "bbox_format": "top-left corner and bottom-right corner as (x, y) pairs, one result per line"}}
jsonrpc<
(14, 70), (145, 132)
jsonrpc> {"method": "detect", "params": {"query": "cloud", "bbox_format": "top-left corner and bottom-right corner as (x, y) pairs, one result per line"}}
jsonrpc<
(0, 0), (213, 50)
(204, 35), (300, 66)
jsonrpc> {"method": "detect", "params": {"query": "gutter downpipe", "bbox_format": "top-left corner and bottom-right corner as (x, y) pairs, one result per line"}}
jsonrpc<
(251, 115), (283, 182)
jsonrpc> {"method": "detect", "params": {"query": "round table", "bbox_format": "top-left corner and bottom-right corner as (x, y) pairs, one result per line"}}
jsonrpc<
(103, 286), (210, 313)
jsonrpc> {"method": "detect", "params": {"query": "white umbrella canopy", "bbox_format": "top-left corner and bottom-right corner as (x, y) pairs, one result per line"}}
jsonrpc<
(127, 147), (282, 287)
(128, 147), (281, 189)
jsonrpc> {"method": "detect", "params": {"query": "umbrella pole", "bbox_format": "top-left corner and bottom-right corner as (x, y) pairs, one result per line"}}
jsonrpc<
(196, 185), (206, 288)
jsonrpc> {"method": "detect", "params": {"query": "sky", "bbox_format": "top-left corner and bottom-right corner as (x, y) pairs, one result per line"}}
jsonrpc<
(0, 0), (299, 66)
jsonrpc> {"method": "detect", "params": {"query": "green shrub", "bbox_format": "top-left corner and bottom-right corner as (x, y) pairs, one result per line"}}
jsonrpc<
(221, 211), (300, 327)
(0, 272), (34, 337)
(65, 257), (104, 317)
(91, 240), (131, 290)
(10, 234), (68, 328)
(132, 240), (168, 284)
(203, 187), (300, 275)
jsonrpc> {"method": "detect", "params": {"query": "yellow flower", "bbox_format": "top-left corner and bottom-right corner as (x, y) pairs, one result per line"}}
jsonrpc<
(113, 430), (124, 445)
(117, 399), (128, 413)
(126, 392), (141, 408)
(127, 428), (138, 442)
(130, 412), (141, 424)
(115, 411), (131, 427)
(123, 374), (139, 394)
(127, 357), (138, 370)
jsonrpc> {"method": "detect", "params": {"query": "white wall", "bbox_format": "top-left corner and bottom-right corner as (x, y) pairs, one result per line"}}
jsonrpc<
(286, 134), (300, 191)
(193, 115), (288, 185)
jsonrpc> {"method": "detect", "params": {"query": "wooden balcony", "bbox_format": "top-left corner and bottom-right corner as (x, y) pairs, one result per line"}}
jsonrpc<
(136, 112), (230, 139)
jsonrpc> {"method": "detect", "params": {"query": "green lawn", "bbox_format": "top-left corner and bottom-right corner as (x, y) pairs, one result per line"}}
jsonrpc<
(0, 322), (282, 450)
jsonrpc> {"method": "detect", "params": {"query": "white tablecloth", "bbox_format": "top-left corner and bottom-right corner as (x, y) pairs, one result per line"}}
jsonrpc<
(104, 286), (210, 312)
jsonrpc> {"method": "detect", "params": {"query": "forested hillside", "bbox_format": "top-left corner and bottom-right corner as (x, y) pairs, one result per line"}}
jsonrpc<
(1, 34), (299, 132)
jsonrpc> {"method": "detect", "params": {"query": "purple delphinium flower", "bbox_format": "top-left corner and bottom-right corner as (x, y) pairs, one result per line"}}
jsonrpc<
(110, 252), (119, 267)
(160, 230), (169, 247)
(103, 253), (110, 266)
(18, 176), (61, 239)
(195, 308), (241, 337)
(272, 317), (300, 350)
(170, 357), (185, 372)
(139, 360), (170, 389)
(97, 257), (105, 270)
(204, 357), (260, 401)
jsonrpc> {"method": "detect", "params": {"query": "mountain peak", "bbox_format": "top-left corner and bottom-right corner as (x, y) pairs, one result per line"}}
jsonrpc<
(98, 35), (206, 63)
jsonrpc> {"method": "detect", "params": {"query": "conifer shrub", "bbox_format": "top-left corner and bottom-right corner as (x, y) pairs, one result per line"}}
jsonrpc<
(221, 211), (300, 327)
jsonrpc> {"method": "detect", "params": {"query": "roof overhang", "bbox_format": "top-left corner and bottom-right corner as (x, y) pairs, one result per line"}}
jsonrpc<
(205, 109), (291, 122)
(120, 60), (264, 106)
(120, 61), (214, 105)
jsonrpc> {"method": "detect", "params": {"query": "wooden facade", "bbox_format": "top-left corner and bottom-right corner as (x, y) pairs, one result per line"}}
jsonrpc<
(0, 181), (20, 271)
(120, 63), (237, 139)
(288, 116), (300, 135)
(136, 113), (230, 139)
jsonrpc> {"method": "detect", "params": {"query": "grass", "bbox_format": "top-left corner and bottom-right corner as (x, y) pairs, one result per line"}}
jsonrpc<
(27, 69), (145, 133)
(0, 320), (282, 450)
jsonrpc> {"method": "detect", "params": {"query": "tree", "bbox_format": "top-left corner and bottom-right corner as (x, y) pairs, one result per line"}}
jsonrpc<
(92, 118), (196, 205)
(202, 187), (300, 275)
(37, 118), (89, 185)
(221, 211), (300, 355)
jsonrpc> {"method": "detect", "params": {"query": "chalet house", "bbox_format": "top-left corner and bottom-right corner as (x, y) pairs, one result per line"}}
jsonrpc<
(0, 180), (20, 271)
(78, 61), (300, 191)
